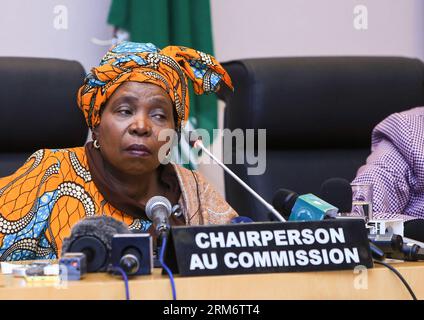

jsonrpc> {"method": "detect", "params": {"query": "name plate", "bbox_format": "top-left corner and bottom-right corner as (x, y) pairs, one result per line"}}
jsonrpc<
(164, 219), (373, 277)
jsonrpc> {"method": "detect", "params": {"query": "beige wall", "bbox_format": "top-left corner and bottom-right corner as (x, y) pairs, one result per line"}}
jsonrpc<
(0, 0), (114, 71)
(211, 0), (424, 61)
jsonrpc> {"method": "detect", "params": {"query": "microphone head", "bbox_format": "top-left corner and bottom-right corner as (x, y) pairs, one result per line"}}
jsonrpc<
(145, 196), (172, 221)
(319, 178), (352, 213)
(272, 189), (299, 220)
(404, 219), (424, 243)
(61, 215), (129, 272)
(183, 130), (203, 148)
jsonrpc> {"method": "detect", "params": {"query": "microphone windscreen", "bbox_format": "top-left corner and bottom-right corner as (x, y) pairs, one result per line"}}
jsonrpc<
(62, 215), (130, 271)
(404, 219), (424, 243)
(272, 189), (298, 220)
(319, 178), (352, 213)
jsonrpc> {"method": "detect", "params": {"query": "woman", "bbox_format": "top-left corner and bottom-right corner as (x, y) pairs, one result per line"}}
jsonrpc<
(0, 42), (237, 261)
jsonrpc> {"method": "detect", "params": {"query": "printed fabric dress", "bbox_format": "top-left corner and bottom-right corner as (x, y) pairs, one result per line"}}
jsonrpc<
(0, 146), (237, 261)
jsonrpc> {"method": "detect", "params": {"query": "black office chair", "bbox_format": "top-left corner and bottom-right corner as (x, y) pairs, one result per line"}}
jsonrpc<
(0, 57), (88, 177)
(219, 57), (424, 221)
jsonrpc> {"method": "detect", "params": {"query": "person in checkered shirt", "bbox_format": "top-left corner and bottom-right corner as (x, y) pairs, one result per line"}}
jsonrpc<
(353, 106), (424, 222)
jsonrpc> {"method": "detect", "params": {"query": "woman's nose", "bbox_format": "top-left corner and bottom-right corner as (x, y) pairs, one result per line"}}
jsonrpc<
(128, 115), (152, 136)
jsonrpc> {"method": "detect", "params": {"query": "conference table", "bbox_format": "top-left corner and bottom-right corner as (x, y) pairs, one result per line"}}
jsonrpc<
(0, 260), (423, 299)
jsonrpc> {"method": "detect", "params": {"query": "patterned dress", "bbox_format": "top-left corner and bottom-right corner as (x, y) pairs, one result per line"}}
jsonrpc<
(0, 147), (237, 261)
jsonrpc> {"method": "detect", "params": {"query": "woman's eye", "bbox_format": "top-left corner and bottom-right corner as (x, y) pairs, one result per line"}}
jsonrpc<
(153, 113), (166, 120)
(118, 109), (132, 115)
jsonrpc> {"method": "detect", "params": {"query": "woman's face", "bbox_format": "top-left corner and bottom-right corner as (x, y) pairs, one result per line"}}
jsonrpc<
(93, 82), (175, 176)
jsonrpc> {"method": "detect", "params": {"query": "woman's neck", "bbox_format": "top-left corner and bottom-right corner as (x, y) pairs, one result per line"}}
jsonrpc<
(103, 162), (162, 204)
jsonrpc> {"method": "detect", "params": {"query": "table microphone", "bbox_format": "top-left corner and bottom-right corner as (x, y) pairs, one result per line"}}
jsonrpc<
(186, 131), (286, 222)
(404, 219), (424, 243)
(272, 188), (338, 221)
(387, 242), (424, 261)
(146, 196), (172, 268)
(368, 233), (403, 254)
(319, 177), (353, 213)
(369, 242), (385, 261)
(272, 189), (299, 220)
(62, 215), (130, 272)
(368, 231), (424, 261)
(145, 196), (172, 236)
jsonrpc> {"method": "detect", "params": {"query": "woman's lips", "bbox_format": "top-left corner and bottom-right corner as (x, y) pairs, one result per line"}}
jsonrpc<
(124, 144), (152, 157)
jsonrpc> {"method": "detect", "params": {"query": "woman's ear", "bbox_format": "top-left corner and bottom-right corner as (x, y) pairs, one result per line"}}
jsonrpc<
(91, 125), (99, 141)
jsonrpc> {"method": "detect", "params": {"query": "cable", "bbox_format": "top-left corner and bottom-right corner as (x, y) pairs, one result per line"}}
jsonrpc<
(159, 234), (177, 300)
(108, 265), (130, 300)
(374, 260), (417, 300)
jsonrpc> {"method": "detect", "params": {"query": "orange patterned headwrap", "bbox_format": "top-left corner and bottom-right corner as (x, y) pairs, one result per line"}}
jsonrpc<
(77, 42), (233, 130)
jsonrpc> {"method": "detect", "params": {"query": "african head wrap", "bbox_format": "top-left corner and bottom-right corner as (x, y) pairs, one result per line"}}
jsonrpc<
(77, 42), (233, 130)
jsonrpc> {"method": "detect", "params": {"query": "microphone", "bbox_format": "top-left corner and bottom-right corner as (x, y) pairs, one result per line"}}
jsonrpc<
(111, 233), (152, 275)
(272, 189), (298, 220)
(319, 178), (353, 213)
(120, 247), (141, 274)
(186, 130), (286, 222)
(145, 196), (172, 235)
(369, 242), (385, 261)
(387, 242), (424, 261)
(62, 215), (130, 272)
(404, 219), (424, 243)
(368, 233), (403, 254)
(146, 196), (173, 269)
(368, 231), (424, 261)
(272, 188), (338, 221)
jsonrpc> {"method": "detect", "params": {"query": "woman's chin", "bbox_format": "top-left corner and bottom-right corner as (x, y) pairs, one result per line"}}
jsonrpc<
(119, 161), (159, 176)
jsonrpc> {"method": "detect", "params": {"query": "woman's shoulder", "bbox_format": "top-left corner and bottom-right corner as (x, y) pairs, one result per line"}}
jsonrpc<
(37, 146), (88, 165)
(41, 146), (87, 158)
(27, 146), (87, 172)
(170, 163), (238, 224)
(170, 163), (228, 197)
(24, 146), (86, 159)
(171, 163), (208, 188)
(171, 163), (196, 177)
